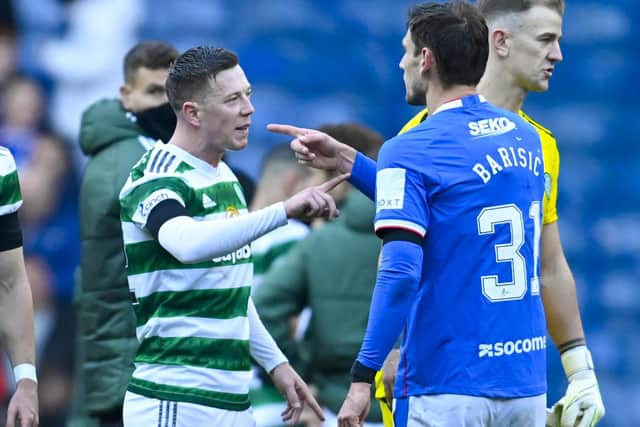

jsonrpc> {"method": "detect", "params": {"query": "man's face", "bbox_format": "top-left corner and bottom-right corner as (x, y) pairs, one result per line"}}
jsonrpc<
(197, 65), (254, 154)
(504, 6), (563, 92)
(399, 30), (427, 106)
(120, 67), (169, 112)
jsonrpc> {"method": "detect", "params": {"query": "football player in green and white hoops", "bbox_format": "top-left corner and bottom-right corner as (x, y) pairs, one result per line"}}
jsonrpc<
(119, 46), (345, 427)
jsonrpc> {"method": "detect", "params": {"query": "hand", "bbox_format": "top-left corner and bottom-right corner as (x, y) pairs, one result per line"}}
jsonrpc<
(547, 346), (605, 427)
(6, 379), (38, 427)
(338, 382), (371, 427)
(381, 349), (400, 405)
(546, 370), (604, 427)
(270, 362), (325, 425)
(283, 173), (350, 220)
(267, 123), (357, 173)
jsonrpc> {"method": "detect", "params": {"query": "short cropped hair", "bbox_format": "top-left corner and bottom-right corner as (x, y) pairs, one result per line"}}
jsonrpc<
(318, 123), (384, 161)
(165, 46), (239, 113)
(123, 40), (179, 84)
(407, 1), (488, 89)
(476, 0), (565, 20)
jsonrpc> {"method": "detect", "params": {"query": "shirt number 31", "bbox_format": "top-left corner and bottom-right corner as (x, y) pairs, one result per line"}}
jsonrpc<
(476, 202), (541, 302)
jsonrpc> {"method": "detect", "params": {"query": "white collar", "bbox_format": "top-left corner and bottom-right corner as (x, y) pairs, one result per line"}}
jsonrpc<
(431, 94), (487, 116)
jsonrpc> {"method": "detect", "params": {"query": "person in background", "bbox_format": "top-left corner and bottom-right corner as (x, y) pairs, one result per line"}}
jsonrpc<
(0, 75), (78, 427)
(250, 143), (326, 288)
(255, 122), (385, 427)
(70, 40), (179, 427)
(0, 145), (38, 427)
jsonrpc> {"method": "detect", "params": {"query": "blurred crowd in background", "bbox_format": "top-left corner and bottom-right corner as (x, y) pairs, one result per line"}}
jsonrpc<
(0, 0), (638, 426)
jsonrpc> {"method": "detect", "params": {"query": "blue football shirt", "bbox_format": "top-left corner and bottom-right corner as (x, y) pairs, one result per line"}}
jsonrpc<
(374, 94), (547, 398)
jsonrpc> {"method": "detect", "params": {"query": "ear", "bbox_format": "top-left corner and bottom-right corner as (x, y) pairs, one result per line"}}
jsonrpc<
(491, 29), (510, 58)
(182, 101), (200, 127)
(120, 84), (132, 110)
(420, 47), (434, 73)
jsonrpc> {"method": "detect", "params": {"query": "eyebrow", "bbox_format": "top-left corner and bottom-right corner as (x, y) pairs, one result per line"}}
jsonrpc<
(223, 86), (252, 100)
(145, 83), (165, 91)
(538, 31), (561, 39)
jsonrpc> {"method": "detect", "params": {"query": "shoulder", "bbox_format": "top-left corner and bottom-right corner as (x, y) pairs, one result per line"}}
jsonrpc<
(518, 110), (559, 160)
(398, 108), (429, 135)
(120, 146), (190, 200)
(518, 110), (556, 140)
(0, 147), (17, 176)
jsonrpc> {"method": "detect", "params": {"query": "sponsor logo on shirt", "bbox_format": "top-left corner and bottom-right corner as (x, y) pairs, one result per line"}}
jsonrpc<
(213, 244), (251, 264)
(376, 168), (406, 211)
(478, 335), (546, 358)
(226, 206), (240, 218)
(469, 117), (516, 138)
(138, 191), (170, 218)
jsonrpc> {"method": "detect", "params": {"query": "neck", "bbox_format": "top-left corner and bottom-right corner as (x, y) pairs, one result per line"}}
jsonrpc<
(426, 82), (477, 114)
(477, 60), (527, 113)
(168, 121), (223, 167)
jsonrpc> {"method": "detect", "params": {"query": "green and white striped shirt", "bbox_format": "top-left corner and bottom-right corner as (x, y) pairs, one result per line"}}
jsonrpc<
(120, 142), (255, 410)
(0, 147), (23, 217)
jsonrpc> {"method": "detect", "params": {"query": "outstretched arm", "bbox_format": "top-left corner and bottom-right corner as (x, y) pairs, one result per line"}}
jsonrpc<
(268, 123), (377, 200)
(147, 174), (348, 264)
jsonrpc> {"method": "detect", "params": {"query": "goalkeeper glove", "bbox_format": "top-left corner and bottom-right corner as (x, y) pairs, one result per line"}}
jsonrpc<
(546, 345), (605, 427)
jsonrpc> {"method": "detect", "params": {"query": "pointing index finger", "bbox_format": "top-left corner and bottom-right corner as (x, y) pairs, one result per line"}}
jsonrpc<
(267, 123), (313, 138)
(318, 173), (351, 192)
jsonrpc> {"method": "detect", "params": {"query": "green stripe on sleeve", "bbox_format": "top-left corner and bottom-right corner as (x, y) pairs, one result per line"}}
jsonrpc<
(0, 170), (22, 207)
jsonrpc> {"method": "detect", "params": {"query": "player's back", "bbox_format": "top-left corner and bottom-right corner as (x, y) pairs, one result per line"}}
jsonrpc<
(377, 95), (547, 399)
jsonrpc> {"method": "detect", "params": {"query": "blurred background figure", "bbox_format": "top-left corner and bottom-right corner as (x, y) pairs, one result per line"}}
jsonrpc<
(250, 143), (325, 289)
(248, 143), (325, 427)
(0, 1), (636, 426)
(254, 123), (384, 427)
(0, 73), (78, 427)
(33, 0), (142, 146)
(70, 40), (179, 427)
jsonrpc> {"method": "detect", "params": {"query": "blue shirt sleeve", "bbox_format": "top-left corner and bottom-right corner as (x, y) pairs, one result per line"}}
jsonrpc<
(349, 151), (376, 201)
(356, 239), (422, 371)
(355, 136), (429, 372)
(374, 138), (430, 238)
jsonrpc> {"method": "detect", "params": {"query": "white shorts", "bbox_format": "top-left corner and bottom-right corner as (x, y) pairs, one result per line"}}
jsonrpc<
(394, 393), (546, 427)
(123, 391), (256, 427)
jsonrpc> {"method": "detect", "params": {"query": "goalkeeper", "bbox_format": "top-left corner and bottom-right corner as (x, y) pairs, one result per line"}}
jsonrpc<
(270, 1), (604, 426)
